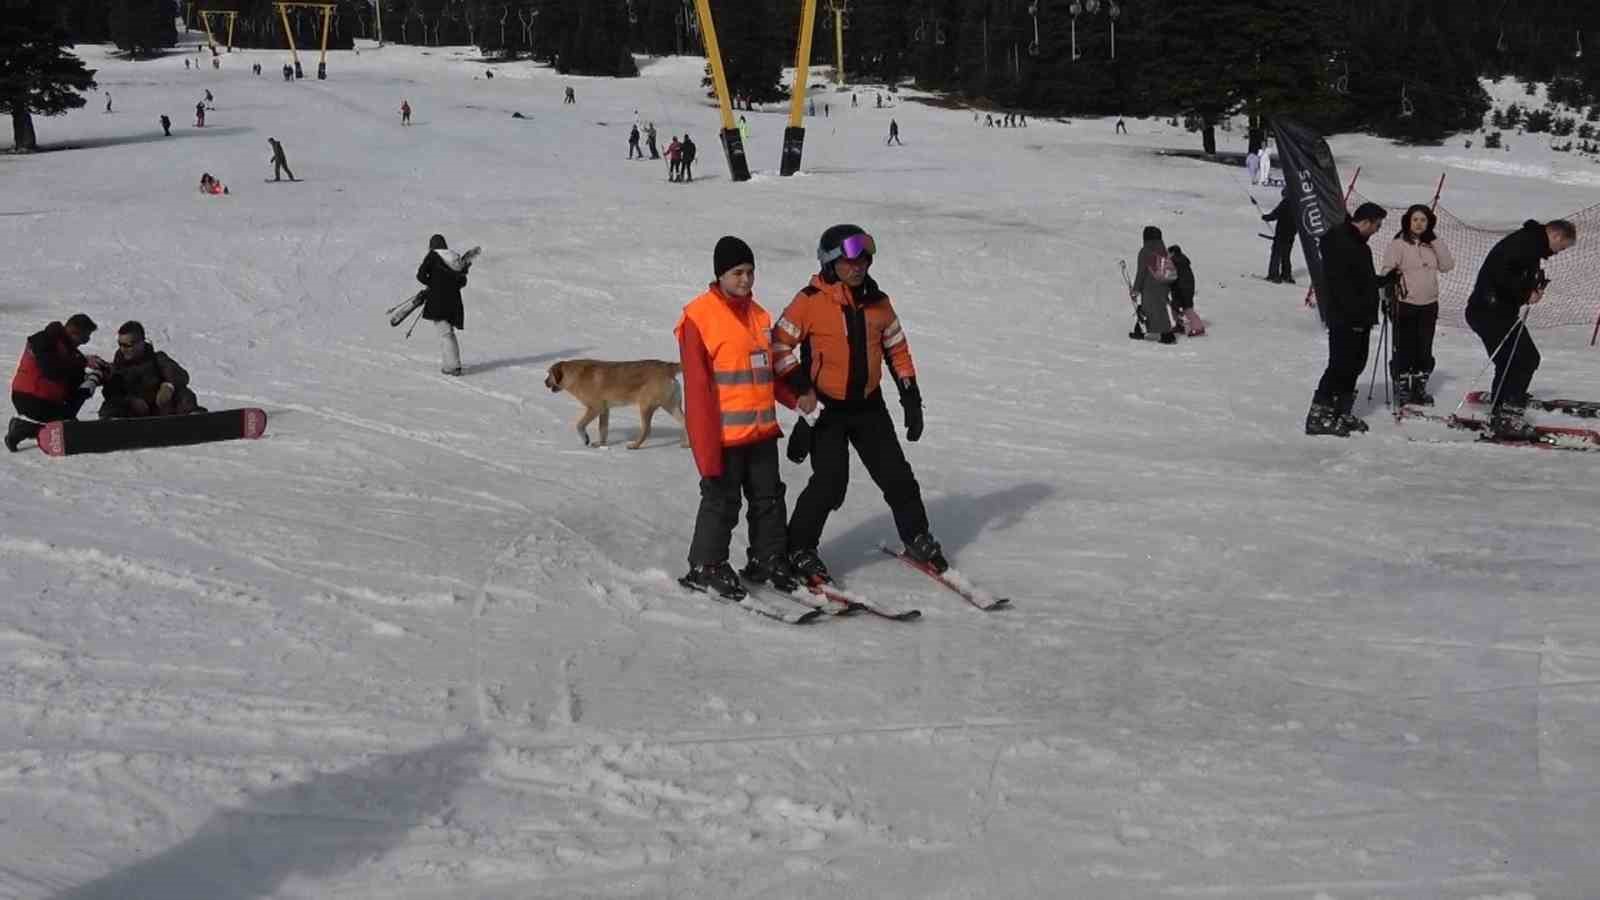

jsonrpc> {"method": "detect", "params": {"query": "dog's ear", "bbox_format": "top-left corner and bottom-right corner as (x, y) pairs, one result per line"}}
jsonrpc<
(546, 362), (564, 391)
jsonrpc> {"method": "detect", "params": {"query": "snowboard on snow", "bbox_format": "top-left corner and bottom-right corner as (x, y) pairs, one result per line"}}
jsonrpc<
(38, 408), (268, 456)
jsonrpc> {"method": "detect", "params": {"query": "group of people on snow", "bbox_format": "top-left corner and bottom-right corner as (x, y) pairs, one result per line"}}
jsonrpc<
(676, 228), (947, 600)
(7, 317), (206, 452)
(666, 134), (697, 182)
(1127, 226), (1201, 344)
(1302, 198), (1576, 438)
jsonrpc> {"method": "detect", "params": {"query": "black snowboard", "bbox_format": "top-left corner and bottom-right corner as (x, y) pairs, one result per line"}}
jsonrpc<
(39, 408), (267, 456)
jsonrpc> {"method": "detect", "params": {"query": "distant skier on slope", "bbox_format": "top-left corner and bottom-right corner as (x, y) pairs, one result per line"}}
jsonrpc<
(267, 138), (297, 182)
(1261, 190), (1297, 284)
(1168, 244), (1204, 336)
(628, 124), (643, 159)
(679, 134), (697, 181)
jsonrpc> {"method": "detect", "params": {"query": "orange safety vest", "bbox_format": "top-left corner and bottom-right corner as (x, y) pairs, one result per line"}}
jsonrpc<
(677, 289), (781, 447)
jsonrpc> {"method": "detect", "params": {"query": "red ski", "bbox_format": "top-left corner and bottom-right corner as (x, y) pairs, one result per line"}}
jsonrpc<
(1463, 391), (1600, 419)
(804, 576), (921, 621)
(879, 544), (1010, 610)
(1397, 407), (1599, 451)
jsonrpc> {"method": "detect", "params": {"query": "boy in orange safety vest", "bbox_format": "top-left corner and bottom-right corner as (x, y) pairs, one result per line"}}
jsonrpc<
(675, 236), (801, 600)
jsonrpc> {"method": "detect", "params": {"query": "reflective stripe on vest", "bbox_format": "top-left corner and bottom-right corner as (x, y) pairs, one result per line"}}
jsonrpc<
(679, 289), (781, 447)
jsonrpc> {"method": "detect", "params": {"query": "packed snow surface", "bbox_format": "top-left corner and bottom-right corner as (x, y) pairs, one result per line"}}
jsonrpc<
(3, 41), (1599, 899)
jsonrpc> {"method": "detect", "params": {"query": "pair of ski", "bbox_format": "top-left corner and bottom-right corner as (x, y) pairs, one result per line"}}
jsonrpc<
(1397, 400), (1600, 451)
(679, 545), (1010, 626)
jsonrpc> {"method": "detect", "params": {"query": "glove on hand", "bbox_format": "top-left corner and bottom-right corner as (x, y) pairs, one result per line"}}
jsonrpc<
(898, 380), (924, 443)
(787, 417), (814, 463)
(156, 382), (175, 408)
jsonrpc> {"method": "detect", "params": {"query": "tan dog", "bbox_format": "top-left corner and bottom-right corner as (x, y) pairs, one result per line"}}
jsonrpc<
(545, 359), (689, 449)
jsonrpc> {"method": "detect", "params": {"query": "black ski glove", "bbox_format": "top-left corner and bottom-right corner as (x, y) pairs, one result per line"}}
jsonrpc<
(787, 417), (813, 463)
(897, 378), (924, 443)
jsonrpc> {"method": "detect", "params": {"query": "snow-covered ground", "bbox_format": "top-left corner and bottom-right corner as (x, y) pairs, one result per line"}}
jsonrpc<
(3, 40), (1600, 899)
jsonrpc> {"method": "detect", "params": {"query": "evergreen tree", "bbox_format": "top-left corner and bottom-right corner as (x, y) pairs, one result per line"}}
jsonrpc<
(703, 0), (784, 102)
(111, 0), (178, 58)
(1, 1), (99, 151)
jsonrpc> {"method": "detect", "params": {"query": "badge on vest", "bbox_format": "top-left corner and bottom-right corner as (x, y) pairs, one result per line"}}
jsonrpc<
(749, 351), (768, 371)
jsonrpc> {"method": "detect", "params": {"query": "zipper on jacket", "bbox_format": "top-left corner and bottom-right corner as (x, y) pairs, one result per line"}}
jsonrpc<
(843, 297), (869, 403)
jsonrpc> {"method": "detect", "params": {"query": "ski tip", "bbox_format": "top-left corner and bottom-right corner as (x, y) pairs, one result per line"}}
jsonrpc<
(242, 408), (268, 439)
(37, 422), (66, 457)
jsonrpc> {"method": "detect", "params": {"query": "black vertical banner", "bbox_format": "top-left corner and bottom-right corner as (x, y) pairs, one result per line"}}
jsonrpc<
(1270, 118), (1346, 322)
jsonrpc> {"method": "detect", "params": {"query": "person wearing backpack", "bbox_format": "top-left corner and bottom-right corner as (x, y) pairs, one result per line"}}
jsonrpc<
(1129, 226), (1179, 343)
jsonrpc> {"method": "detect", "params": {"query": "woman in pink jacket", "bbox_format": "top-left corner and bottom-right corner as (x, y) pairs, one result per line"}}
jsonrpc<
(1380, 204), (1455, 406)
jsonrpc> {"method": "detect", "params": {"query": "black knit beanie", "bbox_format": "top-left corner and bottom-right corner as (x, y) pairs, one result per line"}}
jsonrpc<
(713, 235), (755, 278)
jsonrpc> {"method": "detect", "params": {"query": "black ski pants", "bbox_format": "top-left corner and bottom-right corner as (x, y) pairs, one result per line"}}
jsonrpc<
(272, 159), (295, 181)
(1466, 305), (1540, 405)
(788, 393), (929, 552)
(13, 390), (89, 423)
(688, 438), (788, 569)
(1313, 325), (1371, 405)
(1267, 235), (1294, 280)
(1389, 301), (1438, 378)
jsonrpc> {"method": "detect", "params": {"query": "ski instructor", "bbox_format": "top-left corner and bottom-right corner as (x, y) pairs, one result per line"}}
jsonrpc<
(771, 225), (947, 584)
(676, 236), (801, 601)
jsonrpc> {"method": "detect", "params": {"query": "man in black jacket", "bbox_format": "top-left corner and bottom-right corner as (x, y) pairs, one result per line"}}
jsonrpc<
(99, 321), (202, 418)
(7, 314), (107, 451)
(1261, 191), (1298, 283)
(1306, 202), (1388, 437)
(1465, 219), (1577, 435)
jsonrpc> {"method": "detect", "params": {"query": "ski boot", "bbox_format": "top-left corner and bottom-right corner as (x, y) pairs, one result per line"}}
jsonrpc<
(904, 532), (950, 574)
(787, 547), (833, 585)
(1393, 373), (1412, 407)
(5, 417), (39, 453)
(740, 553), (800, 593)
(1336, 393), (1369, 434)
(1490, 398), (1536, 440)
(1304, 401), (1349, 437)
(681, 561), (747, 600)
(1158, 330), (1178, 345)
(1412, 373), (1435, 406)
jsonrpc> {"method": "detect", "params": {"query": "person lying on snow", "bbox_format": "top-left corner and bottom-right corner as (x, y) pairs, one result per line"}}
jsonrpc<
(199, 173), (228, 195)
(98, 321), (205, 418)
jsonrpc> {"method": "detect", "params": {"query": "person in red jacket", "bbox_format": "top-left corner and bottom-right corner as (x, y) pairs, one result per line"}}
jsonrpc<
(675, 236), (800, 600)
(7, 314), (107, 452)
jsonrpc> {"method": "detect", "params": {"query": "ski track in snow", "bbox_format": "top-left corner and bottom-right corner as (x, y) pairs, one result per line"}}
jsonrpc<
(3, 42), (1600, 900)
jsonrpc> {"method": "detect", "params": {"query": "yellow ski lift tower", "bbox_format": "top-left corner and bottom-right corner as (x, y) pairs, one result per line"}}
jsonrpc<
(275, 2), (336, 80)
(196, 10), (239, 53)
(780, 0), (820, 176)
(825, 0), (848, 85)
(690, 0), (751, 182)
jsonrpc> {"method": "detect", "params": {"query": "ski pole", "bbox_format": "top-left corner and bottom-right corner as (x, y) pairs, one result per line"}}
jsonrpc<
(1456, 305), (1530, 414)
(403, 306), (426, 338)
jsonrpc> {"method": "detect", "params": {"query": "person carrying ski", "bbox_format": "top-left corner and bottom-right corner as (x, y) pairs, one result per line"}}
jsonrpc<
(772, 225), (947, 583)
(676, 236), (801, 600)
(1465, 218), (1577, 436)
(267, 138), (296, 182)
(1380, 204), (1456, 406)
(680, 134), (697, 181)
(627, 124), (643, 159)
(1305, 202), (1389, 437)
(400, 100), (412, 125)
(1130, 226), (1179, 343)
(1261, 190), (1297, 283)
(98, 321), (202, 418)
(6, 314), (107, 452)
(665, 136), (682, 182)
(886, 118), (902, 146)
(160, 114), (172, 137)
(417, 234), (469, 376)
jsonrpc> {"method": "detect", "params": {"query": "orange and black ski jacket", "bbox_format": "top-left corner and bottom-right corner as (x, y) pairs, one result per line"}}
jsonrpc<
(772, 274), (916, 407)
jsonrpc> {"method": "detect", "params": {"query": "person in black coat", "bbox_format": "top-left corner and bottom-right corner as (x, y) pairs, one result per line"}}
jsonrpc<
(1306, 202), (1389, 437)
(680, 134), (697, 182)
(418, 234), (468, 375)
(1464, 218), (1576, 433)
(99, 321), (202, 418)
(1261, 191), (1298, 283)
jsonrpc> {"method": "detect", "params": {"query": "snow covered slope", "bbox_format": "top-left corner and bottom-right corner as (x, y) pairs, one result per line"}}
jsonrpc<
(3, 41), (1599, 899)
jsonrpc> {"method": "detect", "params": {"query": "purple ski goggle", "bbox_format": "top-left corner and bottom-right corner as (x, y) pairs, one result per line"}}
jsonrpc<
(819, 232), (877, 266)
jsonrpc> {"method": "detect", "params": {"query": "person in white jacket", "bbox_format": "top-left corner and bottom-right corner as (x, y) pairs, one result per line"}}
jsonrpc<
(1380, 204), (1455, 405)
